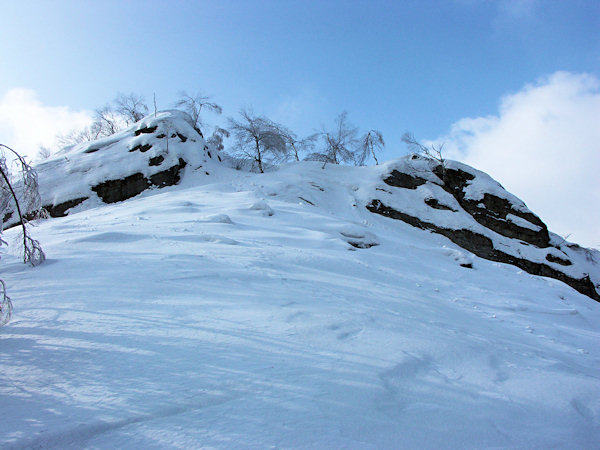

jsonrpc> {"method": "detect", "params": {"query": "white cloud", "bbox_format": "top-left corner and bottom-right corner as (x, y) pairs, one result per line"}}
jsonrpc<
(441, 72), (600, 249)
(0, 88), (93, 161)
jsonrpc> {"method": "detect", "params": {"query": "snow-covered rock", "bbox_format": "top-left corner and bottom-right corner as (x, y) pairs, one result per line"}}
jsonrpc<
(27, 110), (223, 218)
(360, 155), (599, 301)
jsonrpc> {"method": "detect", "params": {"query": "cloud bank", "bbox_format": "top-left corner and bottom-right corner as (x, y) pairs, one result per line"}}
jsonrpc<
(442, 72), (600, 249)
(0, 88), (92, 161)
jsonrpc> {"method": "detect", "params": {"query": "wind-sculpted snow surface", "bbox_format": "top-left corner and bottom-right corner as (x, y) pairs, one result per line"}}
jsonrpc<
(1, 115), (599, 448)
(1, 158), (600, 448)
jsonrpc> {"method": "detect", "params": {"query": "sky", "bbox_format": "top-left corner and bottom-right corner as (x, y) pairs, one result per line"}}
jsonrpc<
(1, 0), (599, 247)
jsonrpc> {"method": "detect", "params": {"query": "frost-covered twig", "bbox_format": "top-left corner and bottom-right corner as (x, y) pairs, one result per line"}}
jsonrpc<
(0, 280), (12, 326)
(0, 144), (46, 266)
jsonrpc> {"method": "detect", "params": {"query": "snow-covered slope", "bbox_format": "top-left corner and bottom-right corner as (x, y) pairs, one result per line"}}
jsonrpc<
(1, 112), (599, 448)
(19, 111), (599, 301)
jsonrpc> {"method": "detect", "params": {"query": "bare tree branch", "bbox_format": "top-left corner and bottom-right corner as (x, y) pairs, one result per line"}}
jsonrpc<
(174, 92), (222, 134)
(228, 109), (288, 173)
(309, 112), (359, 168)
(356, 130), (384, 166)
(114, 93), (149, 124)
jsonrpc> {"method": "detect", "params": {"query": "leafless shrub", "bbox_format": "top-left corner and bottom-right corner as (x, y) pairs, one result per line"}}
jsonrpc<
(0, 144), (46, 326)
(228, 109), (288, 173)
(174, 92), (222, 135)
(402, 132), (447, 182)
(308, 112), (359, 168)
(114, 93), (149, 124)
(356, 130), (384, 166)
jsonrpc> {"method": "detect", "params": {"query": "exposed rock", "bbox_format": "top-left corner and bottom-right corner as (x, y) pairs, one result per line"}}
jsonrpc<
(435, 166), (550, 248)
(424, 198), (456, 211)
(546, 253), (572, 266)
(130, 144), (152, 153)
(43, 197), (88, 217)
(149, 155), (164, 166)
(347, 241), (379, 249)
(383, 170), (426, 189)
(149, 158), (187, 188)
(366, 199), (599, 301)
(134, 126), (158, 136)
(91, 158), (188, 204)
(92, 172), (150, 204)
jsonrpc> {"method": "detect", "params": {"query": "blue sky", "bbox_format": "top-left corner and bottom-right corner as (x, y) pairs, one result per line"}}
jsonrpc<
(1, 0), (599, 246)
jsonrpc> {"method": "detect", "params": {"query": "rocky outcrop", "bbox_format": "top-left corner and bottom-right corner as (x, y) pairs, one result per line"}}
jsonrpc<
(431, 166), (551, 248)
(12, 110), (222, 220)
(366, 199), (599, 301)
(365, 157), (599, 301)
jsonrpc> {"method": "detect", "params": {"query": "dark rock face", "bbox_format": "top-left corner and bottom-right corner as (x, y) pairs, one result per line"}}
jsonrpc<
(424, 198), (456, 211)
(546, 254), (572, 266)
(434, 166), (550, 248)
(149, 158), (187, 188)
(130, 144), (152, 153)
(91, 159), (187, 204)
(366, 200), (495, 258)
(92, 173), (149, 204)
(149, 155), (165, 166)
(44, 197), (88, 217)
(134, 126), (158, 136)
(384, 170), (427, 189)
(366, 199), (599, 302)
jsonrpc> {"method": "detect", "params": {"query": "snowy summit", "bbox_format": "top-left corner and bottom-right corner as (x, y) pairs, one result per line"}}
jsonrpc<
(1, 111), (599, 448)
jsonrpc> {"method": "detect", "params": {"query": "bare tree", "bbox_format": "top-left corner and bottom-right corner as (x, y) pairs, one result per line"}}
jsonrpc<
(402, 132), (447, 182)
(37, 145), (53, 161)
(1, 144), (46, 325)
(356, 130), (384, 166)
(114, 93), (148, 124)
(94, 105), (123, 137)
(308, 112), (359, 168)
(174, 92), (222, 134)
(281, 129), (318, 162)
(228, 109), (288, 173)
(207, 126), (230, 152)
(57, 123), (103, 147)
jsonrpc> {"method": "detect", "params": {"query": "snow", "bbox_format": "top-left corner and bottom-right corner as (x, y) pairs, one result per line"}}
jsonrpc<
(2, 158), (600, 449)
(506, 213), (543, 231)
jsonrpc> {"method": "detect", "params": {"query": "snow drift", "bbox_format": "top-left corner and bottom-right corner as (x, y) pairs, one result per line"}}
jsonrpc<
(1, 111), (599, 448)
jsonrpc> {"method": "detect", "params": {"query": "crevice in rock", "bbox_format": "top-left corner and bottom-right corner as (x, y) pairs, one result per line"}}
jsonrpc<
(424, 198), (456, 211)
(546, 253), (572, 266)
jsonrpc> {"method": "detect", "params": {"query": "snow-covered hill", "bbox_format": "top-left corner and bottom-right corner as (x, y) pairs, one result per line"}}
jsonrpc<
(1, 111), (599, 448)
